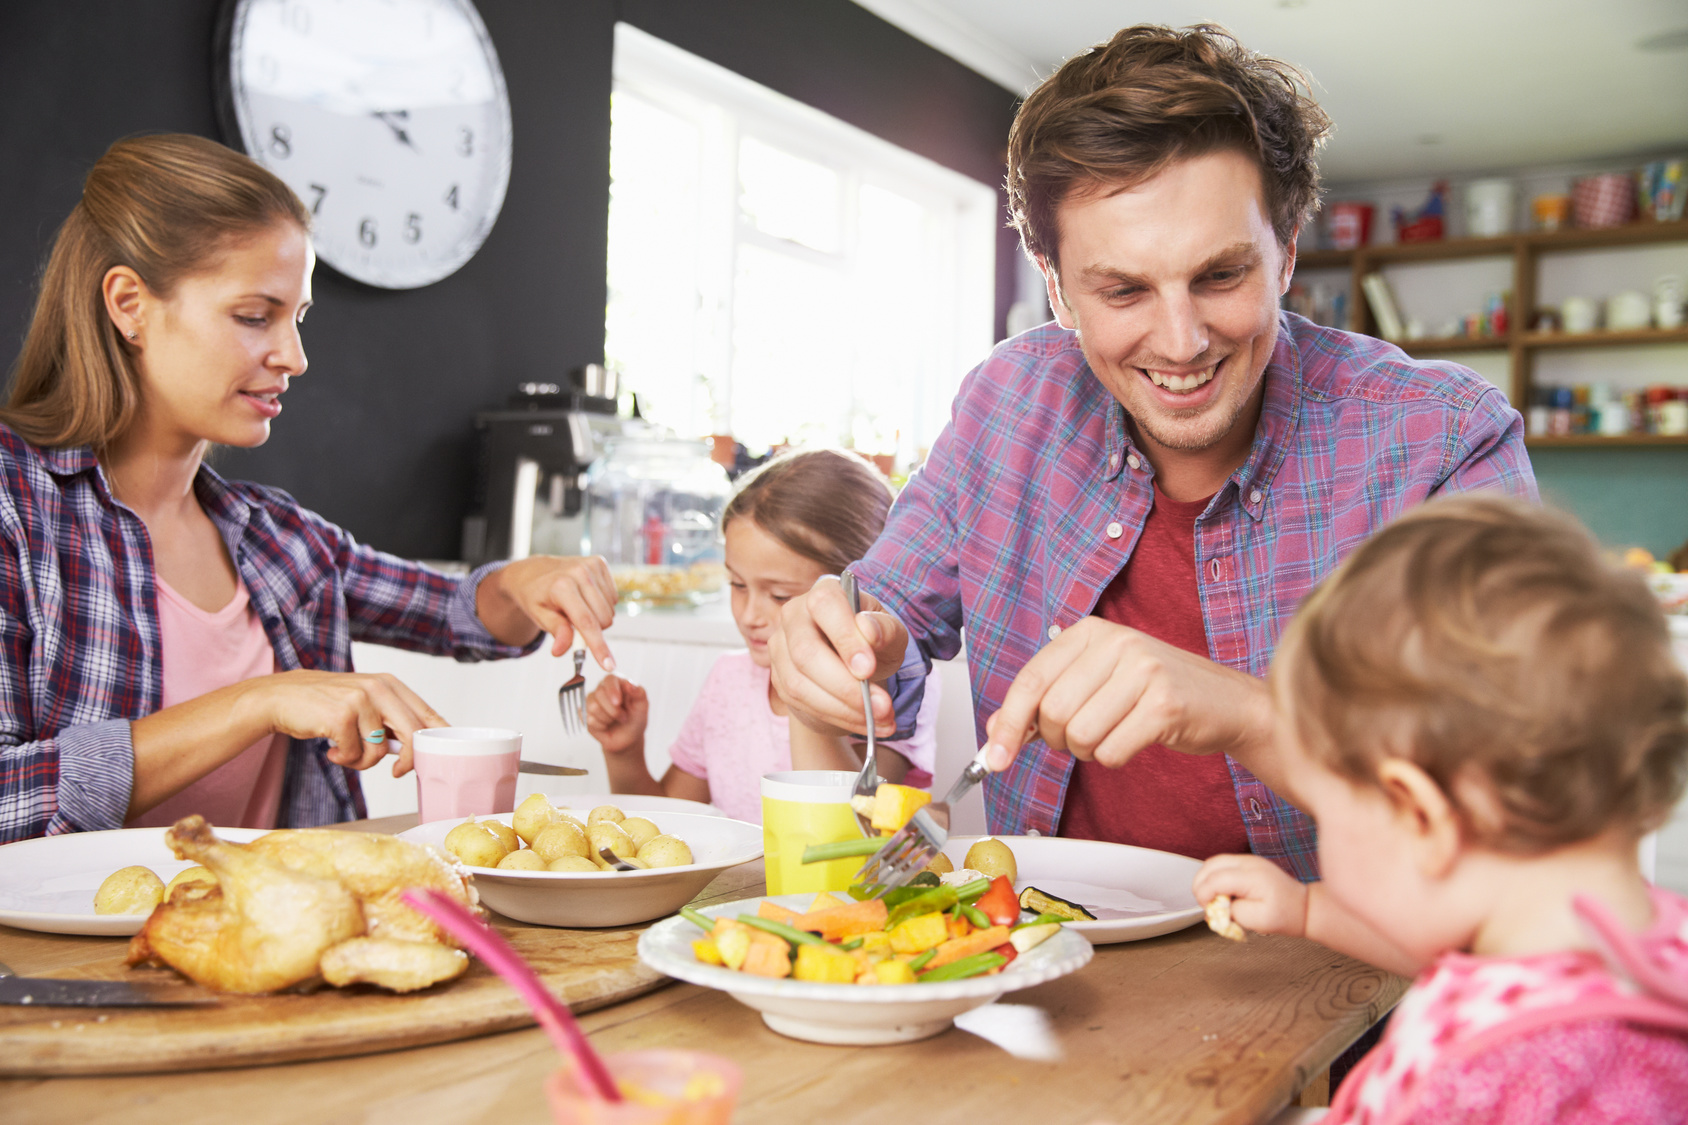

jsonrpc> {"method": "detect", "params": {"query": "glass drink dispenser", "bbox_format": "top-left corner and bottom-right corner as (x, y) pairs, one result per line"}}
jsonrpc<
(585, 438), (731, 607)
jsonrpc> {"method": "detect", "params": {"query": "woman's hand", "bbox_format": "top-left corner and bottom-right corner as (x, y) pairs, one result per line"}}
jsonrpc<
(253, 670), (449, 777)
(478, 555), (619, 669)
(585, 674), (648, 754)
(1193, 853), (1310, 939)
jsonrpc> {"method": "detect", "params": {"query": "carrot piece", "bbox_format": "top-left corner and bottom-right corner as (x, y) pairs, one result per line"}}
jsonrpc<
(739, 934), (792, 979)
(924, 925), (1011, 970)
(757, 900), (801, 926)
(794, 897), (889, 941)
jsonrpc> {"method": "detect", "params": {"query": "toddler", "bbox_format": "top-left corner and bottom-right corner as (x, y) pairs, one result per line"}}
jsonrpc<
(1195, 495), (1688, 1122)
(587, 449), (939, 822)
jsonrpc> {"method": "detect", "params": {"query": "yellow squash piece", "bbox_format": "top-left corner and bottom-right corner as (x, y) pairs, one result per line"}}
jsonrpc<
(808, 891), (848, 913)
(792, 942), (858, 984)
(692, 938), (725, 966)
(871, 784), (933, 833)
(873, 959), (917, 984)
(711, 918), (753, 970)
(888, 911), (949, 955)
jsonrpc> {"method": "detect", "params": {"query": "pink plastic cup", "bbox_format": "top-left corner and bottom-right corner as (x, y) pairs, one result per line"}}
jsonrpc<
(412, 727), (521, 823)
(545, 1050), (742, 1125)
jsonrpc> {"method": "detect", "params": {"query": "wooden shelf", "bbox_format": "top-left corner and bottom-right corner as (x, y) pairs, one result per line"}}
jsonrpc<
(1398, 334), (1511, 354)
(1294, 249), (1353, 270)
(1520, 327), (1688, 350)
(1526, 434), (1688, 448)
(1295, 217), (1688, 269)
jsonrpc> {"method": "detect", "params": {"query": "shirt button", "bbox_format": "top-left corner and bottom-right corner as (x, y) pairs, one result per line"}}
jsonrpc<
(1026, 829), (1042, 837)
(1126, 454), (1141, 470)
(1249, 488), (1263, 505)
(1106, 521), (1123, 539)
(1108, 453), (1119, 469)
(1047, 624), (1062, 640)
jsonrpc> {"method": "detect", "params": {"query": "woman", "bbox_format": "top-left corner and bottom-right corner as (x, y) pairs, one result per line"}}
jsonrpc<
(0, 133), (616, 842)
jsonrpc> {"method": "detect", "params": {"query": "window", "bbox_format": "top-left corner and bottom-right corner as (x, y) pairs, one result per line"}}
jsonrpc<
(605, 24), (997, 469)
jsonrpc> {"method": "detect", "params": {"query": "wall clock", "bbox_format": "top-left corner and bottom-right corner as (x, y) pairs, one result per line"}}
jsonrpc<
(214, 0), (512, 289)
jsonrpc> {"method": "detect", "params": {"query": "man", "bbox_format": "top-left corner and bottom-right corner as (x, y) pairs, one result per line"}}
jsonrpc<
(770, 24), (1534, 878)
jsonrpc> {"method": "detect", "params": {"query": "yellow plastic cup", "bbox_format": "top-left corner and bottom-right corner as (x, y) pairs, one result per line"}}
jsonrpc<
(760, 770), (866, 895)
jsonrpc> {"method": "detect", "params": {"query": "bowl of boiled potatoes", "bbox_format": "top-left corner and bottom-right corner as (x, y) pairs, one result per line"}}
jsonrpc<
(398, 794), (764, 928)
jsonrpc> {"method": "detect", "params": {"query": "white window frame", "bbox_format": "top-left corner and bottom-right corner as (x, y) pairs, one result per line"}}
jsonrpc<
(608, 22), (997, 463)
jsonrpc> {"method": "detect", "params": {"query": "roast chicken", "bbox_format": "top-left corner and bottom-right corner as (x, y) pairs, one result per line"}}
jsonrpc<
(127, 815), (478, 994)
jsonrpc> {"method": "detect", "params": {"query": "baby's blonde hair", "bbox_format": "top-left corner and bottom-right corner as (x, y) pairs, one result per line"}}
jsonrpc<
(1277, 494), (1688, 852)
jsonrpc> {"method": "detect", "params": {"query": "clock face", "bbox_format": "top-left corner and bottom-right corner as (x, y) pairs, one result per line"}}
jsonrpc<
(220, 0), (512, 289)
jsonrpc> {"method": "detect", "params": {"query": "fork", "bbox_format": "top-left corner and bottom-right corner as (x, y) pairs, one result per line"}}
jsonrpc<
(557, 648), (587, 736)
(854, 746), (994, 895)
(839, 569), (880, 834)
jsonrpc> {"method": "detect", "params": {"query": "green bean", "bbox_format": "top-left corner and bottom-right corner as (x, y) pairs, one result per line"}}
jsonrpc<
(1012, 913), (1068, 931)
(680, 906), (715, 932)
(959, 903), (990, 930)
(801, 837), (884, 864)
(737, 914), (825, 946)
(954, 878), (991, 903)
(840, 936), (865, 951)
(918, 951), (1008, 982)
(908, 947), (938, 971)
(885, 886), (959, 930)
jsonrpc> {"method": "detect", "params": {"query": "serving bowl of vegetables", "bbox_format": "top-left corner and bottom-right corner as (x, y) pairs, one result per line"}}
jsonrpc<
(636, 876), (1093, 1045)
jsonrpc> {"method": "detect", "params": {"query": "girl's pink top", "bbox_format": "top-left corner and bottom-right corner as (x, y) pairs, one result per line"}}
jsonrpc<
(666, 650), (940, 823)
(1327, 886), (1688, 1125)
(126, 575), (287, 831)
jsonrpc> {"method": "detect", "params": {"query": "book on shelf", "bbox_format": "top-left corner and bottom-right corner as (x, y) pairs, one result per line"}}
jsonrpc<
(1360, 272), (1406, 342)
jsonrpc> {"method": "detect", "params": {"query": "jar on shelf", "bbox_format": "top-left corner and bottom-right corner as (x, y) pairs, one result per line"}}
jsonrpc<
(585, 437), (731, 608)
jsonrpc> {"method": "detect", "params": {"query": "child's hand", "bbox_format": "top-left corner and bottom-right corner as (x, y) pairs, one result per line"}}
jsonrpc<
(1193, 853), (1310, 939)
(585, 674), (648, 754)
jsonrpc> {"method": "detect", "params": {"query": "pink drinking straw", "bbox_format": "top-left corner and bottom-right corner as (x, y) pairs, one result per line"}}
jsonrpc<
(401, 888), (622, 1102)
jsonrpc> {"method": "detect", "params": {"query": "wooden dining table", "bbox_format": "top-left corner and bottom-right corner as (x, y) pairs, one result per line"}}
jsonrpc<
(0, 815), (1405, 1125)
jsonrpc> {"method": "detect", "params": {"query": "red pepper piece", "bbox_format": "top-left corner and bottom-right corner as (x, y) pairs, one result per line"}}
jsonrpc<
(975, 875), (1020, 928)
(986, 942), (1018, 974)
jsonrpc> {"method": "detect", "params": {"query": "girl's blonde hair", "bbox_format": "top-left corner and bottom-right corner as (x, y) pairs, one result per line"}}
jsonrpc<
(3, 133), (310, 450)
(721, 449), (894, 574)
(1278, 494), (1688, 852)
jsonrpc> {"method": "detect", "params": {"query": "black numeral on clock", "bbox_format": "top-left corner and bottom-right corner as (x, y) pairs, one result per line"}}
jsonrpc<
(307, 183), (327, 215)
(405, 213), (422, 243)
(359, 218), (377, 247)
(269, 124), (292, 158)
(444, 184), (460, 211)
(458, 128), (474, 157)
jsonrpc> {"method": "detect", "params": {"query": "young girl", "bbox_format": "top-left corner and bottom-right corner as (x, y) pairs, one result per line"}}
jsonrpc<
(586, 448), (939, 822)
(1195, 496), (1688, 1122)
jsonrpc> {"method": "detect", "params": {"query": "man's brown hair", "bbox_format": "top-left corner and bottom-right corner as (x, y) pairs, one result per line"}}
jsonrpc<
(721, 448), (894, 574)
(1007, 23), (1330, 267)
(3, 133), (310, 450)
(1277, 495), (1688, 853)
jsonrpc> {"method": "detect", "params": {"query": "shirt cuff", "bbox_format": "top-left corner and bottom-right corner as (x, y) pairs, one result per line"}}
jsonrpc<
(54, 719), (136, 832)
(883, 615), (931, 743)
(453, 561), (545, 658)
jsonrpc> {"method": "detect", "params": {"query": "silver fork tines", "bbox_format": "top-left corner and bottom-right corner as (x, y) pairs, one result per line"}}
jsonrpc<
(557, 649), (587, 735)
(855, 746), (994, 895)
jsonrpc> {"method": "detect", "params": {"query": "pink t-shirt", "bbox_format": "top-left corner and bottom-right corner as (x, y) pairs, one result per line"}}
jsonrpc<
(1327, 886), (1688, 1125)
(126, 575), (288, 831)
(666, 650), (940, 824)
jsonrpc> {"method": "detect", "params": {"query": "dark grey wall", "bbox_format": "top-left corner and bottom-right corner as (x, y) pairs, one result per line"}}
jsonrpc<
(0, 1), (1019, 560)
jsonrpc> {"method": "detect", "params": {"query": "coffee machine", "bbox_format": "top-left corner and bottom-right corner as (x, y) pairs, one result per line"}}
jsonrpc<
(460, 367), (651, 566)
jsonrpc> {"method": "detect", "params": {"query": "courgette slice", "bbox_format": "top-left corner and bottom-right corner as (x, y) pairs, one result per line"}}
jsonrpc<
(1017, 886), (1097, 922)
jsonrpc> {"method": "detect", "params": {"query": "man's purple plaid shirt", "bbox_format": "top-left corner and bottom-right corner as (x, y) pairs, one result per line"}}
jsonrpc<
(0, 428), (534, 843)
(856, 313), (1536, 880)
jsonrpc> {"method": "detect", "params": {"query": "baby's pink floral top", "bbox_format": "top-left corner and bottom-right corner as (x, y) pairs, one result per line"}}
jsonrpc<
(1328, 886), (1688, 1124)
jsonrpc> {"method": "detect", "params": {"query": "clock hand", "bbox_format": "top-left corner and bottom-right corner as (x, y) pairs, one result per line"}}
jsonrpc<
(371, 110), (419, 152)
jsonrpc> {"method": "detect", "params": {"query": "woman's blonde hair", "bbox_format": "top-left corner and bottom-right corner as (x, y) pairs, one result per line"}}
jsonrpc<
(3, 133), (310, 450)
(721, 449), (895, 574)
(1278, 494), (1688, 852)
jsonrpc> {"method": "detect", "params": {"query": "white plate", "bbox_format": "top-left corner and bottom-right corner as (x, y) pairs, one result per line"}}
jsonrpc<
(519, 792), (728, 819)
(0, 826), (267, 936)
(398, 811), (762, 928)
(639, 894), (1093, 1044)
(943, 835), (1204, 944)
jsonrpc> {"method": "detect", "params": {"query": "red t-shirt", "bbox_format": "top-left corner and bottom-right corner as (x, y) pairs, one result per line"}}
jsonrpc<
(1056, 488), (1251, 860)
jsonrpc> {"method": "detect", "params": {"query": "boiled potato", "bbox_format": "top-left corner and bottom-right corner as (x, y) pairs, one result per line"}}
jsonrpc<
(165, 865), (217, 896)
(587, 804), (625, 827)
(532, 820), (590, 863)
(94, 865), (165, 915)
(637, 834), (693, 869)
(588, 821), (637, 864)
(620, 816), (660, 851)
(547, 856), (602, 873)
(922, 852), (955, 877)
(963, 838), (1017, 883)
(496, 849), (547, 871)
(482, 820), (520, 854)
(512, 792), (561, 845)
(619, 856), (651, 870)
(444, 820), (509, 868)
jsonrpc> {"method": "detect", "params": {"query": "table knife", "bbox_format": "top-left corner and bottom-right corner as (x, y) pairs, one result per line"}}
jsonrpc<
(0, 975), (217, 1008)
(518, 761), (587, 776)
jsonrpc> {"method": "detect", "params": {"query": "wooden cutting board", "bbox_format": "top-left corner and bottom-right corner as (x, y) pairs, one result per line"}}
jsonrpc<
(0, 912), (670, 1077)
